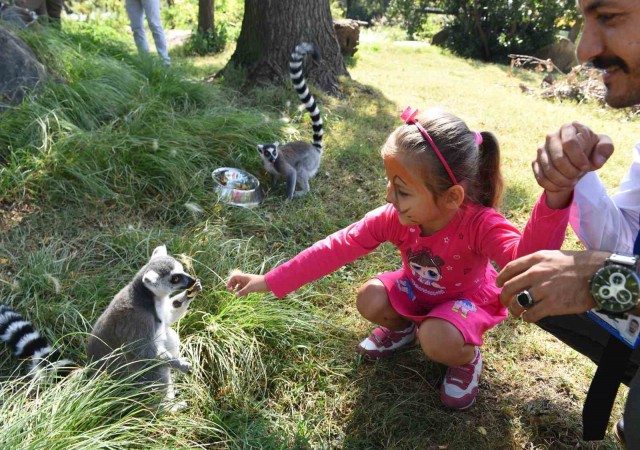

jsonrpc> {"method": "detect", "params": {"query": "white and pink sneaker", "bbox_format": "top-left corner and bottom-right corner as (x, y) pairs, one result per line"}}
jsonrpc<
(356, 323), (416, 359)
(440, 346), (482, 410)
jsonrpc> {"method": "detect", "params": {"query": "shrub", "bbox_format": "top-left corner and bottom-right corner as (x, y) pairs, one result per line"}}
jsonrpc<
(386, 0), (433, 40)
(442, 0), (576, 63)
(184, 22), (229, 55)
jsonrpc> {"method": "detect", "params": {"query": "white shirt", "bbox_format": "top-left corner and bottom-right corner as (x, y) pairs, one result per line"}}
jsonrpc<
(570, 142), (640, 253)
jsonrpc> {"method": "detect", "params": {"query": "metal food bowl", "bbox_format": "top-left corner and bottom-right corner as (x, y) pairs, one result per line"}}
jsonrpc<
(212, 167), (263, 208)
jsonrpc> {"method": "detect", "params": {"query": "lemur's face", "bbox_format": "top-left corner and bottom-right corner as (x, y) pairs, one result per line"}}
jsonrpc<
(142, 246), (196, 298)
(257, 143), (279, 163)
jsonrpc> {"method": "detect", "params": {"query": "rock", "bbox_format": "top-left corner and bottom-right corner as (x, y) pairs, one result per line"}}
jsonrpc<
(333, 18), (361, 57)
(0, 2), (38, 28)
(431, 28), (448, 47)
(12, 0), (45, 16)
(535, 37), (579, 74)
(0, 25), (47, 112)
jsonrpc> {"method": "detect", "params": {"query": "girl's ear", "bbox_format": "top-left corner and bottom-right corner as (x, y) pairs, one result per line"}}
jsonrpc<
(443, 184), (465, 209)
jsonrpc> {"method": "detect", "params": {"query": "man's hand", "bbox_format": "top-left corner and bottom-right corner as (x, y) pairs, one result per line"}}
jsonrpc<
(533, 122), (614, 194)
(496, 250), (610, 322)
(226, 270), (270, 297)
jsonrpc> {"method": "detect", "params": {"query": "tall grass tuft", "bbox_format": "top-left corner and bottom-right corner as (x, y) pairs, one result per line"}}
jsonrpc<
(0, 364), (231, 449)
(0, 23), (284, 217)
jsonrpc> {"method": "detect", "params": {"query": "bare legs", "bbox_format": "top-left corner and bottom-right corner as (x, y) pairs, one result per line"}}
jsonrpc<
(356, 278), (474, 366)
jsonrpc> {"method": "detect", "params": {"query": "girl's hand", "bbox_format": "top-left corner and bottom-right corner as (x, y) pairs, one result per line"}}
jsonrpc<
(226, 270), (270, 297)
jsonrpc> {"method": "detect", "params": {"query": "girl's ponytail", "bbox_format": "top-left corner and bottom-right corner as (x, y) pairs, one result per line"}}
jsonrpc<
(476, 131), (503, 208)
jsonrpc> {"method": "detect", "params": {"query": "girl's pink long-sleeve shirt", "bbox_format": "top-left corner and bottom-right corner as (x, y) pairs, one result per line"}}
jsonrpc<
(265, 193), (570, 309)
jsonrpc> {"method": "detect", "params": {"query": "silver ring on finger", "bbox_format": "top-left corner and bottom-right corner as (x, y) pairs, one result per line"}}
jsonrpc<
(516, 290), (535, 309)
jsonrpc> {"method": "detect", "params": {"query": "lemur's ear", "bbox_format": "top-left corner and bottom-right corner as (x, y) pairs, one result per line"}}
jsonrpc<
(273, 142), (280, 147)
(257, 144), (263, 151)
(142, 269), (160, 284)
(150, 245), (167, 260)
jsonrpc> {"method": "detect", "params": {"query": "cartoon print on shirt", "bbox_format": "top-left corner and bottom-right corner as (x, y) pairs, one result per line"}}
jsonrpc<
(406, 248), (446, 290)
(396, 277), (417, 301)
(452, 299), (477, 318)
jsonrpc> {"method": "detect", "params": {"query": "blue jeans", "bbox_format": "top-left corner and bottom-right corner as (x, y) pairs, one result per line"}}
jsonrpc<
(125, 0), (170, 65)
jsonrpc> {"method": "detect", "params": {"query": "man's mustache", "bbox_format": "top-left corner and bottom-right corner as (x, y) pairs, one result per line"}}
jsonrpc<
(592, 56), (629, 73)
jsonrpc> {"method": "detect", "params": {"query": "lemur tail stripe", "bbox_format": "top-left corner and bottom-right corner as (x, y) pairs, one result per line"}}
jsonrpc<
(289, 42), (323, 150)
(16, 331), (44, 356)
(0, 304), (71, 377)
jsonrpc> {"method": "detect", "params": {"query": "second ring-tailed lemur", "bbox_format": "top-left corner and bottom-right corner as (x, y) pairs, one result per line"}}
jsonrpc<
(0, 304), (74, 380)
(87, 245), (202, 411)
(257, 42), (324, 200)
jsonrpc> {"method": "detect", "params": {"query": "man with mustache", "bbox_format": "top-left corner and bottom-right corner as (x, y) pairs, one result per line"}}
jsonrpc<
(497, 0), (640, 447)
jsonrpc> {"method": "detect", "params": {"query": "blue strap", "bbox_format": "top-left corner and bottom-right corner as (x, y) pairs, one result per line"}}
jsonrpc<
(634, 211), (640, 256)
(582, 211), (640, 441)
(582, 336), (631, 440)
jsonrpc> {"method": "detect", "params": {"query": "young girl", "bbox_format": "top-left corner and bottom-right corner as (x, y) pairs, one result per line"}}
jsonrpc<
(227, 107), (572, 410)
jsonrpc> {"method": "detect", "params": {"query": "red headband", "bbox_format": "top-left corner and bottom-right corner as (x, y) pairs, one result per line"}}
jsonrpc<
(400, 107), (458, 185)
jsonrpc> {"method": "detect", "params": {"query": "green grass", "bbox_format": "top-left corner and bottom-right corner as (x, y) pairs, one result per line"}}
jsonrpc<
(0, 21), (635, 449)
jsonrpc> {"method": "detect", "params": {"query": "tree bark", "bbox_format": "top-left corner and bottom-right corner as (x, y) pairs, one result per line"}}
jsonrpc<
(198, 0), (214, 33)
(471, 1), (490, 61)
(222, 0), (348, 95)
(568, 17), (583, 44)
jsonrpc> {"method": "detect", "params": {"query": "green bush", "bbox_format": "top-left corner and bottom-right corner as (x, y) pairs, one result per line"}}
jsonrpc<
(442, 0), (576, 63)
(386, 0), (432, 40)
(343, 0), (389, 22)
(183, 22), (229, 56)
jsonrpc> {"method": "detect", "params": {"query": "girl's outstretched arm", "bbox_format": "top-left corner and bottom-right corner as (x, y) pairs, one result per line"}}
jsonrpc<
(227, 270), (270, 297)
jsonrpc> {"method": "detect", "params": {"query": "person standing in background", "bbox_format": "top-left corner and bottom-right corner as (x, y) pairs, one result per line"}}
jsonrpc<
(125, 0), (171, 66)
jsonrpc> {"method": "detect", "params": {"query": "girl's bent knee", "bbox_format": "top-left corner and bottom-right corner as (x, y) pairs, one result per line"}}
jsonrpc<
(356, 279), (410, 330)
(356, 280), (382, 308)
(418, 320), (469, 364)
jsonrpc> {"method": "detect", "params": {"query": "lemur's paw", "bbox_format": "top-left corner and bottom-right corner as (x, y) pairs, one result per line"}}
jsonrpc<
(168, 399), (188, 413)
(186, 279), (202, 298)
(162, 398), (188, 413)
(176, 358), (192, 373)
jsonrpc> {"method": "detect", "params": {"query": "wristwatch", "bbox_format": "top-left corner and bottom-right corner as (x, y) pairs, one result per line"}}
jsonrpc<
(590, 253), (640, 315)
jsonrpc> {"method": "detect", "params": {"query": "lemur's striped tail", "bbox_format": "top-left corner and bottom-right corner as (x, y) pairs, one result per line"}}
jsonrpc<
(0, 304), (74, 379)
(289, 42), (323, 152)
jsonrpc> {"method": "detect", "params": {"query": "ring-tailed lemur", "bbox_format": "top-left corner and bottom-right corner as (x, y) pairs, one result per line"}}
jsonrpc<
(0, 246), (202, 410)
(257, 42), (324, 200)
(0, 245), (200, 401)
(87, 245), (201, 411)
(0, 304), (75, 380)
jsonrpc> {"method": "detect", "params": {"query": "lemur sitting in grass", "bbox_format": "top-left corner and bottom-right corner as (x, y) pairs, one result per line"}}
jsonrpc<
(87, 245), (202, 411)
(1, 245), (201, 412)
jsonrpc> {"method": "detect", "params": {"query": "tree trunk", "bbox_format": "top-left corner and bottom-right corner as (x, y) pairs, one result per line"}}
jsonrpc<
(345, 0), (354, 18)
(568, 17), (583, 44)
(198, 0), (214, 33)
(471, 1), (490, 61)
(222, 0), (348, 95)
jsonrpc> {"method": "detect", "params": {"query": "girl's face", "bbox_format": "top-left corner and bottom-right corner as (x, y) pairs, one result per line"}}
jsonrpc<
(383, 153), (453, 236)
